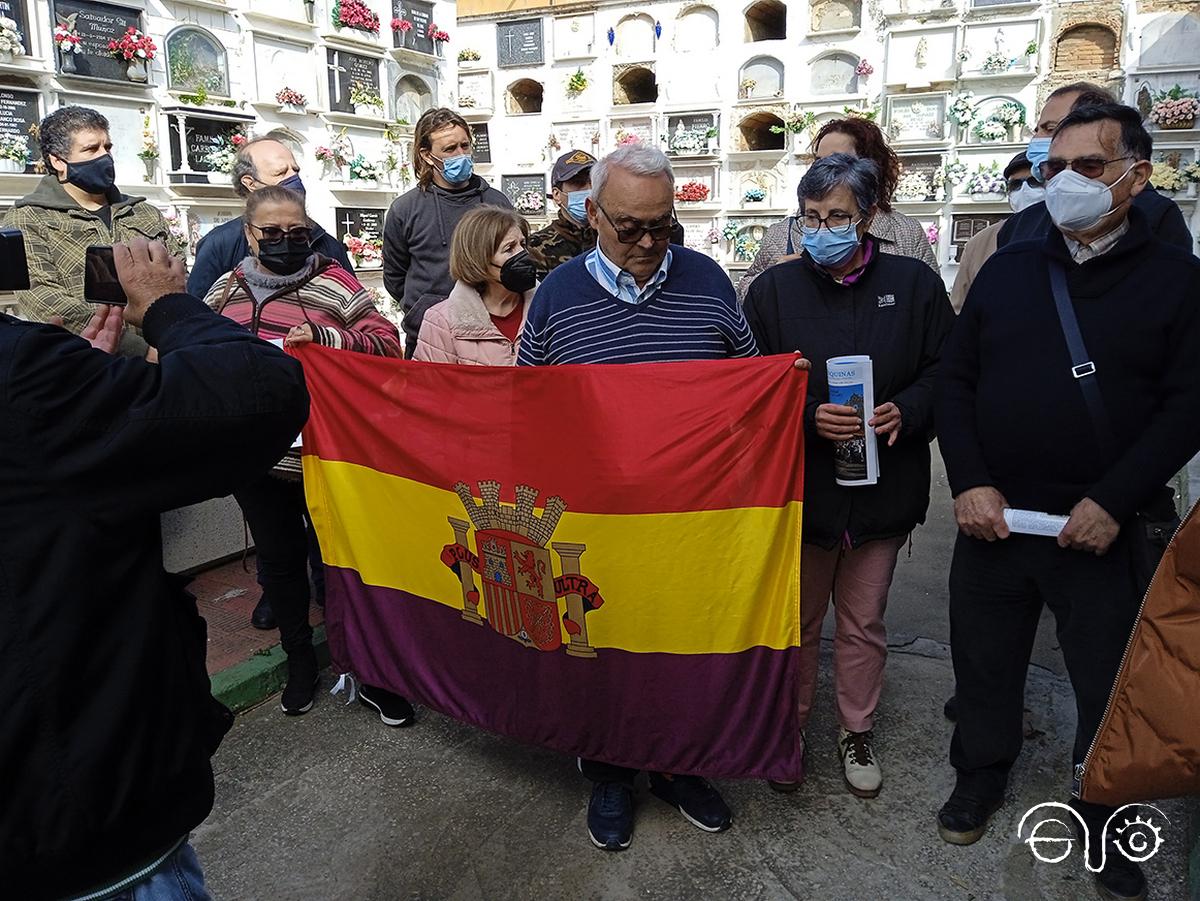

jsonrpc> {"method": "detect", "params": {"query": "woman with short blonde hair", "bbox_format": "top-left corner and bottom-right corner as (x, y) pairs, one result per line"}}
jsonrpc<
(413, 205), (535, 366)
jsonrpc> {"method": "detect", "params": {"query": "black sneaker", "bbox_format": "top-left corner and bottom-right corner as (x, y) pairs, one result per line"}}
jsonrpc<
(936, 791), (1003, 845)
(280, 647), (319, 716)
(587, 782), (634, 851)
(943, 695), (958, 722)
(358, 684), (415, 727)
(250, 596), (276, 630)
(649, 773), (732, 833)
(1095, 857), (1147, 901)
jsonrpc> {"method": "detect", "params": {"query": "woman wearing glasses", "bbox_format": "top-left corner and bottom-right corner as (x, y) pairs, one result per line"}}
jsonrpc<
(743, 154), (955, 800)
(203, 184), (403, 718)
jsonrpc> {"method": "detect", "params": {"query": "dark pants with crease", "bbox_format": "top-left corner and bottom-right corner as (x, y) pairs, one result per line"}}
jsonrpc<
(235, 474), (318, 658)
(579, 759), (641, 787)
(948, 528), (1146, 852)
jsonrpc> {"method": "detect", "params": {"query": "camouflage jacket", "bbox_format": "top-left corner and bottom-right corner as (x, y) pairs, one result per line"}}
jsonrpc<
(526, 212), (597, 280)
(2, 176), (174, 355)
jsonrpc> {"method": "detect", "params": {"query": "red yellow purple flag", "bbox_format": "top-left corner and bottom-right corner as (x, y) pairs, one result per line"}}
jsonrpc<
(297, 347), (806, 780)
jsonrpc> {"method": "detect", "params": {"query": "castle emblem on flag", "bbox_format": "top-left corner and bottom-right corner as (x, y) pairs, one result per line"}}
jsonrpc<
(440, 481), (605, 658)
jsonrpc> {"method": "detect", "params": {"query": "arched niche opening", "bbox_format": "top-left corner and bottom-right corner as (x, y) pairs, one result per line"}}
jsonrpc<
(166, 26), (229, 97)
(675, 5), (719, 52)
(739, 56), (784, 100)
(1054, 24), (1118, 72)
(744, 0), (786, 42)
(505, 78), (544, 115)
(396, 75), (433, 124)
(613, 65), (658, 105)
(739, 111), (785, 150)
(616, 14), (657, 58)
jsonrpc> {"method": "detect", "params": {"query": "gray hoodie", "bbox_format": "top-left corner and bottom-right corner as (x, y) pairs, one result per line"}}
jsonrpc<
(382, 175), (511, 316)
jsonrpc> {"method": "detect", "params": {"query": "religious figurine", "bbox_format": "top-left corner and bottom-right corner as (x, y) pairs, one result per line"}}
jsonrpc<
(915, 37), (928, 68)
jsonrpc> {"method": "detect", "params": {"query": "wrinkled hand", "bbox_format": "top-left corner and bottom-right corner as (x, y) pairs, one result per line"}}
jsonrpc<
(815, 403), (862, 442)
(869, 401), (902, 447)
(112, 237), (186, 328)
(954, 486), (1010, 541)
(792, 350), (810, 371)
(284, 323), (315, 347)
(1058, 498), (1119, 555)
(73, 305), (125, 354)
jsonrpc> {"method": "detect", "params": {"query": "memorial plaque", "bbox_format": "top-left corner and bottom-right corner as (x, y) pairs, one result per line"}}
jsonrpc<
(0, 88), (39, 173)
(393, 0), (435, 55)
(666, 112), (716, 155)
(554, 13), (594, 59)
(886, 94), (947, 144)
(502, 174), (547, 209)
(0, 0), (30, 54)
(552, 120), (600, 156)
(335, 206), (387, 241)
(458, 71), (491, 110)
(327, 49), (380, 113)
(53, 0), (142, 82)
(497, 18), (544, 68)
(950, 214), (1007, 262)
(167, 116), (239, 172)
(471, 122), (491, 163)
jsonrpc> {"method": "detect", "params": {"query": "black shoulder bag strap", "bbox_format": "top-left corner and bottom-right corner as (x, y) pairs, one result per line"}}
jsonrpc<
(1047, 259), (1116, 461)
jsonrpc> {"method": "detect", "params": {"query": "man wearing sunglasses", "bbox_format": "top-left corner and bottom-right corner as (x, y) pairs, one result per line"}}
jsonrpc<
(995, 84), (1192, 253)
(936, 103), (1200, 901)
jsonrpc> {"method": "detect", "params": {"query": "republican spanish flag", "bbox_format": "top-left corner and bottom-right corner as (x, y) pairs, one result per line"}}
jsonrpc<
(299, 347), (807, 780)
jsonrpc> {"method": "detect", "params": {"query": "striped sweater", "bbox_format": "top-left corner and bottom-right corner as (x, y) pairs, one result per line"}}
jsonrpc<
(517, 246), (758, 366)
(203, 256), (402, 358)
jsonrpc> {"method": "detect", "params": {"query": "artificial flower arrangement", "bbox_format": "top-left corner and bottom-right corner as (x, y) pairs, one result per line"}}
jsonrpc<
(894, 170), (931, 200)
(854, 59), (874, 78)
(705, 226), (720, 244)
(315, 131), (351, 168)
(0, 17), (25, 56)
(721, 222), (739, 242)
(344, 232), (383, 266)
(547, 132), (560, 152)
(566, 69), (588, 96)
(925, 223), (940, 246)
(458, 48), (481, 63)
(1183, 161), (1200, 184)
(981, 50), (1011, 74)
(427, 23), (450, 43)
(964, 162), (1006, 195)
(349, 81), (383, 110)
(842, 105), (878, 121)
(159, 206), (190, 257)
(392, 18), (413, 35)
(1150, 160), (1186, 193)
(137, 115), (158, 160)
(204, 132), (247, 174)
(108, 27), (157, 62)
(973, 118), (1009, 142)
(458, 96), (477, 108)
(734, 235), (760, 260)
(0, 133), (29, 164)
(276, 87), (308, 109)
(940, 158), (969, 185)
(614, 129), (641, 147)
(674, 181), (710, 203)
(993, 101), (1026, 127)
(53, 23), (81, 54)
(738, 78), (756, 98)
(1024, 41), (1039, 57)
(349, 154), (382, 182)
(333, 0), (380, 35)
(514, 190), (546, 214)
(770, 110), (817, 135)
(948, 92), (977, 127)
(1149, 85), (1200, 129)
(743, 187), (767, 202)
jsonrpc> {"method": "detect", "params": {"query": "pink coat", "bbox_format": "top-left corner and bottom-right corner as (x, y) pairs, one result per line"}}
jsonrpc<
(412, 281), (534, 366)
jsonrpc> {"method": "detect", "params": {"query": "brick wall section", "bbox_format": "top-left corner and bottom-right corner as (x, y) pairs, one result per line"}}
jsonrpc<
(1040, 0), (1126, 108)
(1136, 0), (1200, 15)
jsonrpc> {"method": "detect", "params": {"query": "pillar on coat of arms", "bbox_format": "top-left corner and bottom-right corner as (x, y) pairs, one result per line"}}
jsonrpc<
(449, 516), (483, 624)
(553, 541), (595, 658)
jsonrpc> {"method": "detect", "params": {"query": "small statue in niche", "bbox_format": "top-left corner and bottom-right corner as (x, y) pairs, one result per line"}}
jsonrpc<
(916, 37), (928, 68)
(994, 28), (1006, 54)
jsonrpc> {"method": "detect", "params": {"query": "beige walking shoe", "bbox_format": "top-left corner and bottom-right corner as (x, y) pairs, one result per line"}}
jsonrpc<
(838, 728), (882, 798)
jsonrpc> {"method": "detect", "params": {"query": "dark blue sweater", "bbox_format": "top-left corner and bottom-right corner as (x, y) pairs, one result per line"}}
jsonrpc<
(517, 246), (757, 365)
(937, 209), (1200, 522)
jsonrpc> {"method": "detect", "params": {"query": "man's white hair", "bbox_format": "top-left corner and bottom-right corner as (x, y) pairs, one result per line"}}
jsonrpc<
(591, 144), (675, 204)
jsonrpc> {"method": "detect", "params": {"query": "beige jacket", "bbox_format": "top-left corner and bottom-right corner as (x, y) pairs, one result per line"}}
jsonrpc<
(949, 222), (1002, 313)
(412, 280), (534, 366)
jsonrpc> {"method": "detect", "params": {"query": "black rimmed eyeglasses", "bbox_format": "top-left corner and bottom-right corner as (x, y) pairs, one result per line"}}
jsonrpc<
(248, 223), (313, 243)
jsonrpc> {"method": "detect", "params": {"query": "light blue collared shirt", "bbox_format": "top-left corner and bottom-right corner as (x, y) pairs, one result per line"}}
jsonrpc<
(584, 244), (673, 305)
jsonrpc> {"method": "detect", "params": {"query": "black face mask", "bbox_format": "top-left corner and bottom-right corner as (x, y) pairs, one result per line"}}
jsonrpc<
(63, 153), (117, 195)
(499, 250), (536, 293)
(257, 236), (313, 275)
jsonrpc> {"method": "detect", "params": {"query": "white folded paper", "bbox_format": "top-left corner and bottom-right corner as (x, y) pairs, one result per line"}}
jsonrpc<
(826, 355), (878, 487)
(1003, 508), (1069, 537)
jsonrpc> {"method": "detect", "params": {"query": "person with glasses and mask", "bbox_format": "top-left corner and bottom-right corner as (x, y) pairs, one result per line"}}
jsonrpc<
(526, 149), (598, 280)
(412, 206), (536, 365)
(517, 143), (760, 852)
(996, 83), (1192, 253)
(188, 137), (354, 298)
(949, 152), (1041, 313)
(203, 185), (403, 719)
(935, 104), (1200, 901)
(383, 108), (511, 355)
(2, 106), (176, 356)
(744, 153), (955, 801)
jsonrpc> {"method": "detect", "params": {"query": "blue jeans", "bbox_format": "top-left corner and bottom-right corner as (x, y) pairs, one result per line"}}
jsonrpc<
(108, 842), (209, 901)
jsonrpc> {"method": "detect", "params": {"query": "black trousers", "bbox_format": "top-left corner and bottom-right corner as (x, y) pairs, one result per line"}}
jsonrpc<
(579, 759), (640, 787)
(235, 474), (318, 658)
(948, 530), (1143, 814)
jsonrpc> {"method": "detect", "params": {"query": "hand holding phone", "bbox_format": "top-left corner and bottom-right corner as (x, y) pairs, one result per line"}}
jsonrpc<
(84, 246), (128, 306)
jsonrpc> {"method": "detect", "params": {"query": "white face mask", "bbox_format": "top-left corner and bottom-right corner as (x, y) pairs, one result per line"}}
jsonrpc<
(1007, 182), (1045, 214)
(1044, 165), (1133, 233)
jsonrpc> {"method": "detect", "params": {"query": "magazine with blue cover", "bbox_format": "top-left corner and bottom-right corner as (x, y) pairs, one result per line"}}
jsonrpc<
(826, 355), (879, 486)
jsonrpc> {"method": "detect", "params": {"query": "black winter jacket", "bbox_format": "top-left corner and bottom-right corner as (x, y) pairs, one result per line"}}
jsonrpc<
(0, 295), (309, 899)
(187, 215), (353, 298)
(745, 247), (956, 549)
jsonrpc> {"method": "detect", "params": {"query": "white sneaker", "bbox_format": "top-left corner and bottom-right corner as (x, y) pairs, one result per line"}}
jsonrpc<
(838, 728), (882, 798)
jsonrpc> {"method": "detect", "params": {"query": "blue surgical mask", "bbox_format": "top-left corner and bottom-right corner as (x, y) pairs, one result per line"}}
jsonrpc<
(801, 219), (862, 268)
(438, 153), (473, 184)
(278, 173), (306, 196)
(1026, 137), (1052, 183)
(566, 189), (591, 224)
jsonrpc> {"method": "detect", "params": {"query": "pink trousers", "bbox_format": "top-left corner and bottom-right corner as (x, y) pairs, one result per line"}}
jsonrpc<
(797, 535), (907, 734)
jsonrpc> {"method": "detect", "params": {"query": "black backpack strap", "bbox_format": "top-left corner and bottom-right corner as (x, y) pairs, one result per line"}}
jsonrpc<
(1047, 259), (1116, 460)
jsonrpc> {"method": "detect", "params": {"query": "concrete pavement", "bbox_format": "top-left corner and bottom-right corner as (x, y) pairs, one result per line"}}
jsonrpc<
(192, 454), (1194, 899)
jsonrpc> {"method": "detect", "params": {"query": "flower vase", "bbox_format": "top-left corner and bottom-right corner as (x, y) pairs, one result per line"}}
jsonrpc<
(303, 0), (315, 24)
(125, 58), (148, 83)
(142, 158), (156, 182)
(354, 178), (379, 190)
(60, 50), (77, 74)
(969, 191), (1003, 202)
(0, 51), (12, 64)
(207, 171), (231, 185)
(1161, 118), (1196, 131)
(0, 158), (24, 173)
(279, 103), (306, 116)
(354, 104), (382, 119)
(435, 42), (444, 58)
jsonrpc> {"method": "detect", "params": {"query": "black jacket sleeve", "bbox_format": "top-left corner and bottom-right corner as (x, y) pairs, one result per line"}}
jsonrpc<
(1143, 190), (1195, 254)
(382, 200), (410, 303)
(934, 289), (995, 498)
(891, 269), (956, 441)
(318, 231), (356, 273)
(186, 231), (229, 298)
(6, 294), (309, 521)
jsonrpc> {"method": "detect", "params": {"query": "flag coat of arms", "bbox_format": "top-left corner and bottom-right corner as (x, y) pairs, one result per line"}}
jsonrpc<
(298, 348), (807, 780)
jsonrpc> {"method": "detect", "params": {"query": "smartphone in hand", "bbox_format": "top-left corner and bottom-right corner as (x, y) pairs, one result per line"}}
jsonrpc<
(84, 246), (128, 305)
